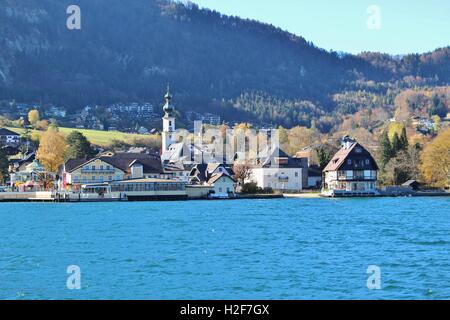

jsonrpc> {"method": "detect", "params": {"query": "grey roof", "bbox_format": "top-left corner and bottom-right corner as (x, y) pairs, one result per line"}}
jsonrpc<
(65, 152), (163, 174)
(257, 146), (304, 168)
(207, 173), (236, 185)
(64, 157), (94, 172)
(0, 128), (20, 136)
(161, 142), (189, 162)
(189, 163), (233, 183)
(402, 180), (419, 186)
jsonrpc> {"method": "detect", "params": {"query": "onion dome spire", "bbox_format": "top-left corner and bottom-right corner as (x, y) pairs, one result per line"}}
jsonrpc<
(163, 84), (174, 116)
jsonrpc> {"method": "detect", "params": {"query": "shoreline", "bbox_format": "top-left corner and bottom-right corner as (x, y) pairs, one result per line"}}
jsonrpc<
(1, 191), (449, 203)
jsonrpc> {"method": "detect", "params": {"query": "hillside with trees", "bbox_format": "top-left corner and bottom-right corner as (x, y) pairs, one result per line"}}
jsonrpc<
(0, 0), (449, 130)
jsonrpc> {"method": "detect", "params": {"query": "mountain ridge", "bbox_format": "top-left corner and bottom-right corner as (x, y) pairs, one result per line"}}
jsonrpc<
(0, 0), (449, 128)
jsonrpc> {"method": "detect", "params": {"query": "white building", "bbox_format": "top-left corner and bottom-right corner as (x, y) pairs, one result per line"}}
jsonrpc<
(189, 163), (236, 197)
(207, 173), (236, 198)
(248, 147), (305, 192)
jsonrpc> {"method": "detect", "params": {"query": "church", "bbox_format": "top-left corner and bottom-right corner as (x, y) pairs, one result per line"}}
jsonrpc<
(160, 87), (226, 181)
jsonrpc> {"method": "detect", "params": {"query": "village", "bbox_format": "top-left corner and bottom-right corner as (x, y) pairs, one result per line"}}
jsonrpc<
(0, 88), (449, 202)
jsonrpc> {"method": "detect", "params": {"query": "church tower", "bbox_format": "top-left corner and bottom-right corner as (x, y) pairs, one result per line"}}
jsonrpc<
(162, 86), (175, 153)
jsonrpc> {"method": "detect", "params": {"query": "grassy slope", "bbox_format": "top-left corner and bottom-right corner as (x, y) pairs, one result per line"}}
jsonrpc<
(7, 127), (159, 147)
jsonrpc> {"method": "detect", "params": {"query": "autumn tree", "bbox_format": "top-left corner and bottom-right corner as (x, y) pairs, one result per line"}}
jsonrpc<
(28, 110), (40, 127)
(286, 126), (318, 155)
(382, 150), (415, 185)
(420, 128), (450, 188)
(36, 172), (55, 191)
(36, 127), (68, 172)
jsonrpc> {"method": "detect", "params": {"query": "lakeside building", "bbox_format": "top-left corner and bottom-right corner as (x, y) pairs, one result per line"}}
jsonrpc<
(9, 159), (55, 191)
(62, 151), (164, 189)
(163, 162), (194, 182)
(322, 136), (379, 197)
(109, 178), (188, 201)
(189, 163), (236, 197)
(0, 128), (20, 147)
(248, 147), (306, 192)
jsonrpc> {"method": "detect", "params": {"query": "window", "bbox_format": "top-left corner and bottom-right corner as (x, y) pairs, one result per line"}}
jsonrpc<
(92, 165), (96, 170)
(347, 159), (352, 165)
(219, 187), (222, 193)
(92, 176), (96, 181)
(365, 159), (370, 165)
(295, 172), (298, 177)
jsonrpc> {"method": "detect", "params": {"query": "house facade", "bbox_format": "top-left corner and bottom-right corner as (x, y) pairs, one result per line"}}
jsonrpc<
(189, 163), (236, 197)
(207, 173), (237, 197)
(62, 152), (164, 189)
(248, 147), (305, 192)
(0, 128), (20, 147)
(322, 136), (379, 197)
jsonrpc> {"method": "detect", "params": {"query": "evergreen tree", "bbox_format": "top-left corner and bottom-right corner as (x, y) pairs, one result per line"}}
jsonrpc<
(399, 126), (409, 151)
(391, 133), (401, 156)
(379, 129), (392, 169)
(0, 148), (9, 183)
(66, 131), (96, 160)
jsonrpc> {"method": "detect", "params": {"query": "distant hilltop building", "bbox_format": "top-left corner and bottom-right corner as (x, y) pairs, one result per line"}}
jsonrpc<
(321, 136), (379, 197)
(0, 128), (20, 147)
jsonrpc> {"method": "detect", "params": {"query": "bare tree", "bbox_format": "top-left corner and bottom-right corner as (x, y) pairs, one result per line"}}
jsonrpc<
(233, 161), (252, 186)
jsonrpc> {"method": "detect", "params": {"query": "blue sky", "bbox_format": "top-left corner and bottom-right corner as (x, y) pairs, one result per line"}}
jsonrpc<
(190, 0), (450, 54)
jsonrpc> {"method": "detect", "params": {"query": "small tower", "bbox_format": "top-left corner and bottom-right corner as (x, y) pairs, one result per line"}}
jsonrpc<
(162, 85), (175, 153)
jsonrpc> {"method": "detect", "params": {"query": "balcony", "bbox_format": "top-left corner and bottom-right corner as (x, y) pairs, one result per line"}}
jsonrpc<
(81, 168), (115, 174)
(337, 171), (377, 181)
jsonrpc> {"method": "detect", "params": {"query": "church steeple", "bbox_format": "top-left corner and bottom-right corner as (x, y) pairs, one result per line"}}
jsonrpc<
(163, 84), (174, 117)
(162, 85), (176, 153)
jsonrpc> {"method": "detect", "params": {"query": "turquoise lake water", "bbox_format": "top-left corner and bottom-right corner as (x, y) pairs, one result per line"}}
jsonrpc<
(0, 197), (449, 300)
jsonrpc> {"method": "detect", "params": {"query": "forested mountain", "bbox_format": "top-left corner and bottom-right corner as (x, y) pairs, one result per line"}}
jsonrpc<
(0, 0), (449, 129)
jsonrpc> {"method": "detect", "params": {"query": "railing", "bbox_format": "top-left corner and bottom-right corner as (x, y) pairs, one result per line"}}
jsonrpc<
(73, 179), (109, 184)
(337, 175), (377, 181)
(80, 169), (116, 174)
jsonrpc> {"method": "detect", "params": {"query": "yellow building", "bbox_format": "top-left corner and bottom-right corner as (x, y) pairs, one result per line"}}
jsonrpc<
(63, 152), (164, 189)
